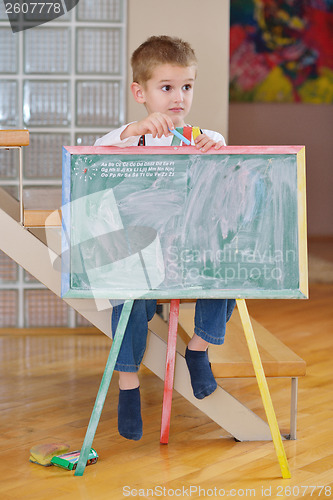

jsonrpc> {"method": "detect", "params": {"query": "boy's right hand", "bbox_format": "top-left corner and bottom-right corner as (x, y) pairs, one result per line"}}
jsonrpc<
(121, 113), (175, 140)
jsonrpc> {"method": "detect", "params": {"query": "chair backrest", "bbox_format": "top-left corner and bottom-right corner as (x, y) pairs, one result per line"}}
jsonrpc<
(0, 130), (29, 147)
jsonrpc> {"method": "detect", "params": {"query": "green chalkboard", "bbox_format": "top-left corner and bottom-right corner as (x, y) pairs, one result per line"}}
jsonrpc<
(61, 145), (308, 299)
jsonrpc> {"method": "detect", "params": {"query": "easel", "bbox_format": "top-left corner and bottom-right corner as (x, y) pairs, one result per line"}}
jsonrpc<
(74, 298), (291, 479)
(66, 142), (307, 479)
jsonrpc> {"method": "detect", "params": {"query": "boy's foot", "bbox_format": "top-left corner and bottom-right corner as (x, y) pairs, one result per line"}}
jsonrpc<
(185, 347), (217, 399)
(118, 387), (143, 440)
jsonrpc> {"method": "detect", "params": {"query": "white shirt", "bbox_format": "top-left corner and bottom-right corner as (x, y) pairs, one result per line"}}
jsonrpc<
(94, 123), (226, 148)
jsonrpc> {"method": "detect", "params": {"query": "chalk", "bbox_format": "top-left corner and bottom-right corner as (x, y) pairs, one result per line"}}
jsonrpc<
(169, 128), (191, 145)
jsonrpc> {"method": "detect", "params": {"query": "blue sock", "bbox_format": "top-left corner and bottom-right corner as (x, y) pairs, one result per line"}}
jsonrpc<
(185, 347), (217, 399)
(118, 387), (142, 441)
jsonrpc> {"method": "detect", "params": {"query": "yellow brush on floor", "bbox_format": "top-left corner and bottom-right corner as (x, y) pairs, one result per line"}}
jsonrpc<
(29, 443), (70, 466)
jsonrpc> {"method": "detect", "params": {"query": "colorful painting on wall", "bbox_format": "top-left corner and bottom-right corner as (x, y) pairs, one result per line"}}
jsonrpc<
(229, 0), (333, 103)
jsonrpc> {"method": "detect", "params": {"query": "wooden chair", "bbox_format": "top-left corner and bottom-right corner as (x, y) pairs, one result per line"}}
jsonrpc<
(0, 129), (29, 225)
(158, 300), (305, 444)
(0, 129), (61, 228)
(157, 297), (305, 480)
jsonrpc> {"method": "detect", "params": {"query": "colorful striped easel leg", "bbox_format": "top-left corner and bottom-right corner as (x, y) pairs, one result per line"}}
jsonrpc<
(236, 299), (291, 479)
(74, 299), (134, 476)
(160, 299), (180, 444)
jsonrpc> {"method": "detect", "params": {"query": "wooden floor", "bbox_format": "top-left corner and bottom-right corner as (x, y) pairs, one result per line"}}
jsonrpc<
(1, 243), (333, 499)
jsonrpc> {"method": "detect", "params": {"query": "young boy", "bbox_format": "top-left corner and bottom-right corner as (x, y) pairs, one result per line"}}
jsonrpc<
(95, 35), (235, 441)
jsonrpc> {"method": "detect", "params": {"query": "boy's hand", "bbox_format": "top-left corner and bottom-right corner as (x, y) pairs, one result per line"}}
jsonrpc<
(121, 113), (174, 140)
(194, 134), (224, 153)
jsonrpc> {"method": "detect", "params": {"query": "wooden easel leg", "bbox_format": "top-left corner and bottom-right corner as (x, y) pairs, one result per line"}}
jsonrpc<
(74, 299), (134, 476)
(160, 299), (180, 444)
(236, 299), (291, 479)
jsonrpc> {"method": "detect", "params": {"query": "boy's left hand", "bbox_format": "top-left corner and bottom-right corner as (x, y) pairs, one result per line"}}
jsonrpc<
(194, 134), (224, 153)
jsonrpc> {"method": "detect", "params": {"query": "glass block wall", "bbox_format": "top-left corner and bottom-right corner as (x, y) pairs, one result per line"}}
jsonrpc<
(0, 0), (127, 328)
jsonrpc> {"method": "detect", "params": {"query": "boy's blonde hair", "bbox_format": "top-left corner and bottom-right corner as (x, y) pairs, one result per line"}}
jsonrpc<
(131, 35), (197, 85)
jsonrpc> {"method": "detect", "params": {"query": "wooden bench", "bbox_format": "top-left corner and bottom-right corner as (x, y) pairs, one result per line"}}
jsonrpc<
(22, 187), (62, 227)
(175, 305), (306, 440)
(178, 306), (306, 379)
(24, 209), (61, 228)
(150, 301), (305, 441)
(0, 130), (61, 228)
(0, 129), (29, 147)
(0, 129), (29, 226)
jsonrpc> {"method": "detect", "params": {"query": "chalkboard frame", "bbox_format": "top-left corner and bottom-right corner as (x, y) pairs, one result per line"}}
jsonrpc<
(61, 145), (308, 300)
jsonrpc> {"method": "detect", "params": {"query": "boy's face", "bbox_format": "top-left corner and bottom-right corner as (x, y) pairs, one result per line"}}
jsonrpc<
(133, 64), (196, 127)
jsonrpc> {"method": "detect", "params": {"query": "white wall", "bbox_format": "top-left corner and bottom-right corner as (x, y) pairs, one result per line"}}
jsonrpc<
(229, 103), (333, 237)
(126, 0), (230, 139)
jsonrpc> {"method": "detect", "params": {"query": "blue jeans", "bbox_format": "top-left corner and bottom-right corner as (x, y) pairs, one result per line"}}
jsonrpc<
(111, 299), (236, 372)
